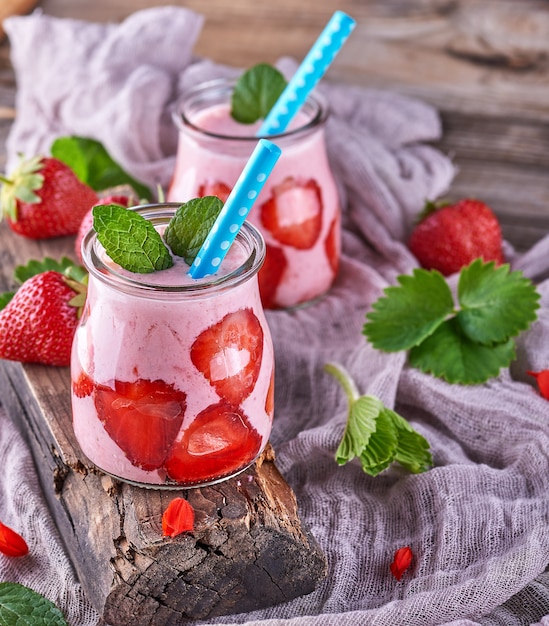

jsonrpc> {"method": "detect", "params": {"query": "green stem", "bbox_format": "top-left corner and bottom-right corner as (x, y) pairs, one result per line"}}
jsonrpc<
(324, 362), (360, 403)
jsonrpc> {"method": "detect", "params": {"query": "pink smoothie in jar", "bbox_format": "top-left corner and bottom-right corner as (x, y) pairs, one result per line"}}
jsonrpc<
(71, 203), (274, 488)
(167, 78), (340, 310)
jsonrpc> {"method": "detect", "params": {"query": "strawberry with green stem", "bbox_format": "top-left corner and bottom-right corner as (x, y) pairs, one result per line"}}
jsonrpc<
(409, 198), (504, 276)
(0, 264), (87, 367)
(0, 155), (99, 239)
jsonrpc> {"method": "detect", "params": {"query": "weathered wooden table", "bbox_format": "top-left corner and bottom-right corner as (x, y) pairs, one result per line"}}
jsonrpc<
(0, 0), (548, 623)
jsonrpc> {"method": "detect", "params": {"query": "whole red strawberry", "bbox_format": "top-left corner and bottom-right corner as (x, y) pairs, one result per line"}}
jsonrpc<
(0, 271), (86, 366)
(408, 198), (504, 276)
(0, 155), (99, 239)
(74, 194), (132, 262)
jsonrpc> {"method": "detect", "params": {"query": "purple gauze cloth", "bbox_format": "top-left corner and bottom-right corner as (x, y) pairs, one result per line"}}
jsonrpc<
(2, 6), (549, 626)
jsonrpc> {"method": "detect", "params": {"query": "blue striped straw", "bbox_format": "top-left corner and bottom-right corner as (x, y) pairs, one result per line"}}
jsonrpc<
(257, 11), (356, 137)
(188, 139), (281, 279)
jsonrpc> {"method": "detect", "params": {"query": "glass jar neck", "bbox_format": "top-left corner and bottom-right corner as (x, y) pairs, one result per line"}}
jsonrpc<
(81, 203), (265, 300)
(173, 78), (328, 144)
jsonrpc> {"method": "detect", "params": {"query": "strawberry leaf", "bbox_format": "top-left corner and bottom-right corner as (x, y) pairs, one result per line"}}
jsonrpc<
(409, 317), (516, 384)
(93, 204), (173, 273)
(326, 363), (432, 476)
(14, 256), (87, 284)
(231, 63), (288, 124)
(51, 136), (151, 200)
(456, 259), (540, 345)
(0, 582), (68, 625)
(363, 268), (455, 352)
(163, 197), (223, 265)
(0, 292), (15, 311)
(358, 408), (398, 476)
(389, 410), (433, 473)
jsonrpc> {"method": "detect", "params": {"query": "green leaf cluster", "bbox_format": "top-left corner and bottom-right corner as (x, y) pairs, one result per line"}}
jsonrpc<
(363, 259), (540, 384)
(0, 582), (68, 625)
(325, 363), (432, 476)
(231, 63), (287, 124)
(51, 136), (151, 200)
(93, 198), (223, 274)
(0, 256), (87, 312)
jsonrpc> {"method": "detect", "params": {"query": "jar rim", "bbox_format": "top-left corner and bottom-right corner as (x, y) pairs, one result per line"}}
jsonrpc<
(172, 77), (328, 142)
(81, 203), (266, 298)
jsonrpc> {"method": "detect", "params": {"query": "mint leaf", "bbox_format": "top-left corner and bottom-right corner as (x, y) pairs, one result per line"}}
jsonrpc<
(14, 256), (87, 284)
(457, 259), (540, 344)
(0, 582), (68, 625)
(409, 317), (516, 384)
(51, 136), (151, 200)
(231, 63), (288, 124)
(363, 268), (455, 352)
(164, 197), (223, 265)
(93, 204), (173, 273)
(325, 363), (432, 476)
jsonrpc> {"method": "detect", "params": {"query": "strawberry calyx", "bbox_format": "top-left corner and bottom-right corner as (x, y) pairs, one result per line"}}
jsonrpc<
(0, 155), (45, 221)
(64, 275), (88, 318)
(415, 199), (450, 224)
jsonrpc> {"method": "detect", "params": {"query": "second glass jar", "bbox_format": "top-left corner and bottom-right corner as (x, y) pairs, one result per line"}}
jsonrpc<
(168, 78), (341, 310)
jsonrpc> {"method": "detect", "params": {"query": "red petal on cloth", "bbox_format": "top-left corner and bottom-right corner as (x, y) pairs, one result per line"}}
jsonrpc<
(162, 498), (195, 538)
(0, 521), (29, 557)
(390, 546), (413, 581)
(527, 370), (549, 400)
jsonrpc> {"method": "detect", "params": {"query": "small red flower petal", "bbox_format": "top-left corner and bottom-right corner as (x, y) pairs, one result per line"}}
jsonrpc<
(390, 546), (413, 581)
(527, 370), (549, 400)
(162, 497), (195, 538)
(0, 521), (29, 557)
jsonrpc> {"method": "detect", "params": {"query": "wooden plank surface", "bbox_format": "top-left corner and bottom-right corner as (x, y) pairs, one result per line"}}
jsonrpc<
(1, 0), (548, 250)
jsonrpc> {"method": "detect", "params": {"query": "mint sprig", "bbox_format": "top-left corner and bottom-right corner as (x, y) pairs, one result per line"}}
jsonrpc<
(363, 259), (540, 384)
(51, 136), (151, 200)
(0, 582), (68, 625)
(92, 198), (225, 274)
(231, 63), (288, 124)
(93, 204), (173, 273)
(163, 196), (223, 265)
(325, 363), (432, 476)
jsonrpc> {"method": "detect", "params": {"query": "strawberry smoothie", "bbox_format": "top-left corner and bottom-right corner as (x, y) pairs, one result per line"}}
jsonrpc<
(71, 204), (274, 488)
(168, 78), (340, 309)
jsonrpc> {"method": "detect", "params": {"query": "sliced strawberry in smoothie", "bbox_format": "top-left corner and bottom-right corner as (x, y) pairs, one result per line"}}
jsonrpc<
(258, 244), (287, 309)
(265, 370), (275, 423)
(325, 213), (340, 275)
(94, 378), (186, 471)
(190, 308), (263, 405)
(72, 371), (94, 398)
(164, 401), (262, 484)
(198, 180), (232, 203)
(260, 177), (323, 249)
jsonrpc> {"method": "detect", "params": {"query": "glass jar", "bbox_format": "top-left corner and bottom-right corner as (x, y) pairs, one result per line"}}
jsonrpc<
(168, 78), (341, 310)
(71, 203), (274, 488)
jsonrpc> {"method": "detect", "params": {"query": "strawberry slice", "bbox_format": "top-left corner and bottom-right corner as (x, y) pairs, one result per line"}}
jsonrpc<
(258, 244), (287, 309)
(72, 371), (94, 398)
(198, 181), (232, 203)
(94, 378), (186, 471)
(190, 308), (263, 405)
(165, 401), (262, 484)
(324, 213), (340, 274)
(260, 177), (323, 249)
(265, 370), (275, 423)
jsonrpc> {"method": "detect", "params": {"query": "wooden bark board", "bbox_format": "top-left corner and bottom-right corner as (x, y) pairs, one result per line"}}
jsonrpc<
(0, 358), (328, 624)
